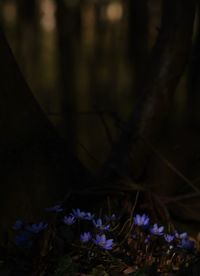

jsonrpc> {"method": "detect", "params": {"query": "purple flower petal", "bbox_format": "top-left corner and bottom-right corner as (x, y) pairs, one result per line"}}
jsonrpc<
(80, 232), (92, 243)
(134, 214), (149, 227)
(71, 208), (87, 219)
(12, 220), (23, 230)
(93, 234), (113, 250)
(164, 234), (174, 243)
(26, 222), (48, 234)
(46, 204), (64, 212)
(93, 218), (110, 231)
(175, 231), (188, 240)
(150, 224), (164, 236)
(15, 231), (32, 248)
(63, 215), (76, 225)
(179, 238), (195, 251)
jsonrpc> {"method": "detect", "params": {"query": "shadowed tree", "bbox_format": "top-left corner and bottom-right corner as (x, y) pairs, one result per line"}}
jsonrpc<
(188, 0), (200, 125)
(0, 0), (197, 232)
(16, 0), (38, 73)
(98, 0), (195, 185)
(0, 29), (91, 231)
(56, 0), (81, 146)
(128, 0), (149, 95)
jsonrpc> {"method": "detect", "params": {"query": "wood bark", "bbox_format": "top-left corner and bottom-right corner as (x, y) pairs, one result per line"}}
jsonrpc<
(56, 0), (81, 145)
(188, 1), (200, 124)
(128, 0), (149, 93)
(0, 29), (90, 229)
(99, 0), (195, 184)
(0, 0), (196, 229)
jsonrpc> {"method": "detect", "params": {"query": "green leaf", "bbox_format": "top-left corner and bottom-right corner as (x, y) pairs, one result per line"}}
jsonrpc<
(90, 265), (109, 276)
(54, 256), (79, 276)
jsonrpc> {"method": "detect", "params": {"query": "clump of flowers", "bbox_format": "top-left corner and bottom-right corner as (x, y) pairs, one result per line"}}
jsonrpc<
(2, 205), (199, 275)
(93, 234), (113, 250)
(12, 219), (48, 247)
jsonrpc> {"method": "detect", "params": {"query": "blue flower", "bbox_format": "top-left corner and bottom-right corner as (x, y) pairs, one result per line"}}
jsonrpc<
(93, 234), (113, 250)
(83, 212), (95, 220)
(175, 231), (188, 240)
(164, 234), (174, 243)
(26, 222), (48, 234)
(80, 232), (92, 243)
(134, 214), (149, 227)
(46, 204), (64, 212)
(179, 238), (194, 251)
(150, 224), (164, 236)
(63, 215), (76, 225)
(12, 220), (23, 230)
(15, 231), (32, 248)
(71, 208), (87, 219)
(93, 218), (110, 231)
(105, 214), (119, 222)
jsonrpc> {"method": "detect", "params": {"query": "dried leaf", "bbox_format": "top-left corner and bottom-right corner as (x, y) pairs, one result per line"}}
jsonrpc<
(123, 266), (136, 274)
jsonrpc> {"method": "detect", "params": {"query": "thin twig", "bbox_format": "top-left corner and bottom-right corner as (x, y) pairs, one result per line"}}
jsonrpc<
(192, 176), (200, 184)
(152, 193), (175, 232)
(129, 191), (140, 226)
(77, 141), (100, 165)
(107, 196), (112, 217)
(118, 191), (140, 246)
(47, 110), (116, 116)
(142, 137), (200, 194)
(96, 109), (114, 146)
(153, 194), (170, 221)
(163, 192), (200, 203)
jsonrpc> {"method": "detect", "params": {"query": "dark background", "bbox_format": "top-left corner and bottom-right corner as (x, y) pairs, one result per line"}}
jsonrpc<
(1, 0), (200, 236)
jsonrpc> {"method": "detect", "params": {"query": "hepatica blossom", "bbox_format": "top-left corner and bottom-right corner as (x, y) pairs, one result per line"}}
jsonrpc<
(164, 234), (174, 243)
(9, 205), (196, 275)
(80, 232), (92, 243)
(26, 222), (48, 234)
(12, 220), (24, 230)
(72, 208), (89, 219)
(175, 231), (188, 240)
(150, 224), (164, 236)
(83, 212), (95, 220)
(134, 214), (149, 227)
(93, 218), (110, 231)
(46, 204), (64, 212)
(179, 238), (195, 251)
(93, 234), (113, 250)
(105, 214), (119, 222)
(15, 231), (32, 248)
(63, 215), (76, 225)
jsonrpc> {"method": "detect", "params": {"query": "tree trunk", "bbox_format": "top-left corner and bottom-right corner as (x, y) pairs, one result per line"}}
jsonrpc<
(0, 29), (90, 230)
(128, 0), (149, 95)
(188, 1), (200, 125)
(99, 0), (195, 184)
(56, 0), (81, 145)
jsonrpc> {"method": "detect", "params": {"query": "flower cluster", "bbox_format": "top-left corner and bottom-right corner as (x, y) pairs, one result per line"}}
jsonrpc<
(132, 214), (195, 250)
(12, 220), (48, 247)
(11, 207), (197, 275)
(80, 232), (113, 250)
(46, 204), (64, 212)
(93, 234), (113, 250)
(71, 208), (95, 220)
(93, 218), (110, 231)
(62, 208), (113, 250)
(134, 213), (149, 227)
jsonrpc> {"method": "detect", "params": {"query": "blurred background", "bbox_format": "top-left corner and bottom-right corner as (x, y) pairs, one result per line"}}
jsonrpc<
(1, 0), (200, 233)
(0, 0), (162, 170)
